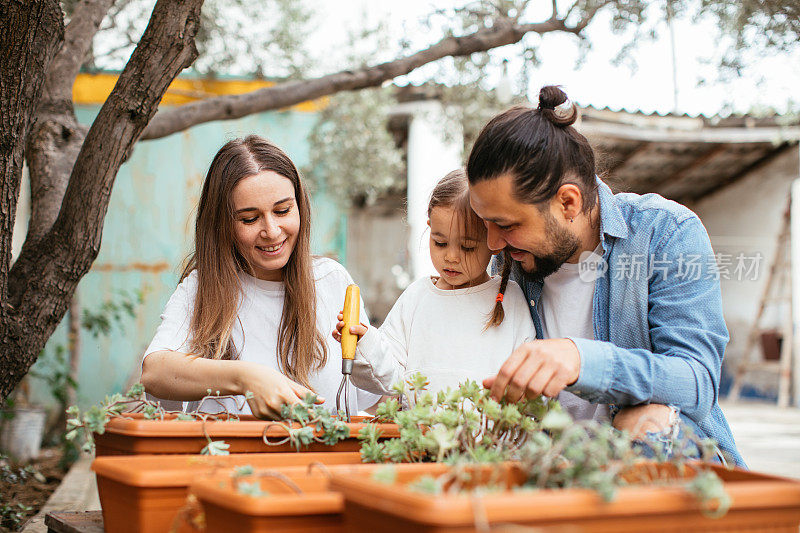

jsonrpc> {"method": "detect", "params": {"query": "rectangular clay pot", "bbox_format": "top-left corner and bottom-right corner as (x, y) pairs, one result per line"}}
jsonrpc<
(92, 451), (364, 533)
(189, 463), (446, 533)
(329, 463), (800, 532)
(94, 414), (399, 456)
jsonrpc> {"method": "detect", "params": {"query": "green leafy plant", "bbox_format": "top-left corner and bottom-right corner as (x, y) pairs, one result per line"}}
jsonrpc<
(361, 373), (731, 515)
(65, 383), (249, 454)
(200, 441), (230, 456)
(261, 394), (351, 451)
(80, 290), (143, 339)
(64, 386), (353, 455)
(0, 454), (43, 530)
(0, 502), (33, 531)
(358, 373), (550, 464)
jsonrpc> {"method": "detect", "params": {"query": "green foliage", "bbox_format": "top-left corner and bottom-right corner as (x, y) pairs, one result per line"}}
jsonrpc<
(407, 475), (443, 494)
(374, 397), (400, 421)
(233, 465), (254, 477)
(81, 290), (142, 338)
(91, 0), (315, 79)
(235, 480), (269, 497)
(306, 87), (404, 208)
(201, 440), (230, 456)
(28, 346), (76, 413)
(0, 502), (33, 531)
(65, 385), (355, 457)
(65, 385), (246, 453)
(0, 455), (41, 529)
(687, 470), (732, 518)
(360, 377), (551, 464)
(366, 374), (732, 514)
(265, 394), (353, 451)
(701, 0), (799, 53)
(371, 465), (397, 485)
(286, 427), (315, 451)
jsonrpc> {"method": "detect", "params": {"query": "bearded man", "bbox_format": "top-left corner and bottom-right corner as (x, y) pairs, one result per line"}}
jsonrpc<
(468, 86), (744, 466)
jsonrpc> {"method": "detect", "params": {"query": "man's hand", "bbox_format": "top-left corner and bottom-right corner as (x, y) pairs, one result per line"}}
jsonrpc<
(483, 339), (581, 402)
(612, 404), (675, 439)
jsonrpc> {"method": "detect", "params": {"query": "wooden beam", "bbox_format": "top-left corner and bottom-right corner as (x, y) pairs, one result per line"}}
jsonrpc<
(682, 142), (796, 203)
(602, 141), (651, 176)
(650, 143), (728, 195)
(578, 122), (800, 144)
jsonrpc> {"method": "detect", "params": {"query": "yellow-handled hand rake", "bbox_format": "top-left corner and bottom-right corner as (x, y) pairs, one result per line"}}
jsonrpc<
(336, 284), (359, 422)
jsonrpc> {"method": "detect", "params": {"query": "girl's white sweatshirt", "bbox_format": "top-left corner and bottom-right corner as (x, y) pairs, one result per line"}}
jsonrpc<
(351, 275), (535, 396)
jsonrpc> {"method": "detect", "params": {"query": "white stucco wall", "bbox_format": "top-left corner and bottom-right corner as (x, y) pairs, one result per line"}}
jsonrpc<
(692, 147), (800, 394)
(400, 101), (463, 280)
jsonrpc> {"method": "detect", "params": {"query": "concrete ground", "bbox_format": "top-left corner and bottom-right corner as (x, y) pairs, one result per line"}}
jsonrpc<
(21, 456), (99, 533)
(720, 400), (800, 479)
(19, 401), (800, 532)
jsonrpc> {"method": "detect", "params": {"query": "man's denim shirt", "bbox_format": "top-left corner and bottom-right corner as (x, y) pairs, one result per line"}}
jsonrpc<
(506, 179), (744, 466)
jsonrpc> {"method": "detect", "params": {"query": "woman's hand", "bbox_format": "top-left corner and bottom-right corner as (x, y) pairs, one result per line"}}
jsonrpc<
(331, 311), (368, 343)
(237, 361), (323, 419)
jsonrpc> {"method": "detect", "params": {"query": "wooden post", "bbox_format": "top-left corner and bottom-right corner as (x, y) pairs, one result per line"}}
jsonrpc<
(792, 154), (800, 407)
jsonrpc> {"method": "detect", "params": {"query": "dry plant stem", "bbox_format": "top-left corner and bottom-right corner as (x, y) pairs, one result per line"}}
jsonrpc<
(305, 462), (332, 478)
(195, 394), (247, 414)
(170, 494), (204, 533)
(261, 423), (292, 446)
(250, 471), (304, 495)
(471, 493), (490, 533)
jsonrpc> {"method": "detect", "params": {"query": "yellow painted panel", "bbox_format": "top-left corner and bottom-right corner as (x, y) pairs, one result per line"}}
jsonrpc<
(73, 72), (325, 112)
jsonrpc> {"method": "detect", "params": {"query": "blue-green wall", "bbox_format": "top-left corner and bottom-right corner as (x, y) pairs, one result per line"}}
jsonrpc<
(30, 105), (346, 408)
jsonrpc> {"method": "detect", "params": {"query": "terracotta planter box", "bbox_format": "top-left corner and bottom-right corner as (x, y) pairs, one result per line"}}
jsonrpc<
(94, 414), (399, 456)
(92, 451), (364, 533)
(189, 463), (445, 533)
(329, 463), (800, 532)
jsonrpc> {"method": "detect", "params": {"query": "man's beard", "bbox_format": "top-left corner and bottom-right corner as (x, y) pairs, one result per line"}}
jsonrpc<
(520, 212), (581, 280)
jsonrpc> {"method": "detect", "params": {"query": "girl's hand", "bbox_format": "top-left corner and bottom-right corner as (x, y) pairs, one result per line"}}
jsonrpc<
(331, 311), (368, 343)
(237, 362), (323, 419)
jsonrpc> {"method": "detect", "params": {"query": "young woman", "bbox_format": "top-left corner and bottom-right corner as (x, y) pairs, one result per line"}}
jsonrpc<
(333, 170), (535, 396)
(141, 136), (379, 418)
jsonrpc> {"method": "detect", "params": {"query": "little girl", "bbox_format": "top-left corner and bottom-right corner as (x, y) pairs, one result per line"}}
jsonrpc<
(334, 169), (535, 396)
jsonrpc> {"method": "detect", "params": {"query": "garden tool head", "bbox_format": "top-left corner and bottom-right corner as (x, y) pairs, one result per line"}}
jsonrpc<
(336, 284), (359, 422)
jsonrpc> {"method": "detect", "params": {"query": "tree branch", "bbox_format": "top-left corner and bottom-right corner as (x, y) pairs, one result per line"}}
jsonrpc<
(571, 2), (604, 34)
(3, 0), (202, 402)
(0, 0), (63, 307)
(42, 0), (116, 110)
(22, 0), (115, 250)
(142, 16), (587, 141)
(0, 0), (64, 400)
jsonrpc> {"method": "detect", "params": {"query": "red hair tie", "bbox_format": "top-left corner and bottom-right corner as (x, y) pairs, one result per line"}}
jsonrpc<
(495, 293), (504, 303)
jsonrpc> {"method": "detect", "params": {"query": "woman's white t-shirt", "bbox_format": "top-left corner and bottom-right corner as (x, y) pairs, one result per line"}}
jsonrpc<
(351, 275), (535, 396)
(143, 257), (380, 414)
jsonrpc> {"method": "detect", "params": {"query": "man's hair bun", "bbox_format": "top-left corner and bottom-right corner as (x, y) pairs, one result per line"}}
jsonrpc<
(537, 85), (577, 127)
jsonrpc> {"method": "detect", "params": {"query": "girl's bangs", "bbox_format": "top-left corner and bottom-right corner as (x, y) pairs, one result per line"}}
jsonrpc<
(452, 189), (486, 242)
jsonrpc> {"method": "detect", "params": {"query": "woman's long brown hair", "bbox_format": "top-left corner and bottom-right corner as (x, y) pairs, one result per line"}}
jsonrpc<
(181, 135), (327, 389)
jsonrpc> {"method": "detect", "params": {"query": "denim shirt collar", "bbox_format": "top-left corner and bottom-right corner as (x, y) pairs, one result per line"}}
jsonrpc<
(596, 177), (628, 250)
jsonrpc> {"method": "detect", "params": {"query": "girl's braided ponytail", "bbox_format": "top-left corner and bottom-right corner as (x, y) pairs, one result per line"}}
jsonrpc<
(486, 252), (513, 328)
